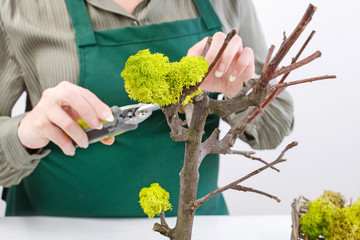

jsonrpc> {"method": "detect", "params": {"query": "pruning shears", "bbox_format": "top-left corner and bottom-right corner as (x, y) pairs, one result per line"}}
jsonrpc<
(75, 103), (160, 146)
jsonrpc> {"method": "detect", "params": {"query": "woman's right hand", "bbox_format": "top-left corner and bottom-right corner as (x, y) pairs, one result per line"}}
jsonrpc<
(17, 81), (114, 156)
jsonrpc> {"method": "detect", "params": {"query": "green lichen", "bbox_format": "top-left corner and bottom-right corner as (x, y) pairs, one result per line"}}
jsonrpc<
(121, 49), (208, 106)
(300, 191), (360, 240)
(322, 191), (346, 208)
(182, 88), (203, 106)
(300, 192), (339, 239)
(121, 49), (173, 106)
(329, 199), (360, 240)
(139, 183), (172, 219)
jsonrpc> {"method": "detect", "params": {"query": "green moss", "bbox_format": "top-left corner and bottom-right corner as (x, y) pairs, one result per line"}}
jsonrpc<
(182, 88), (203, 106)
(121, 49), (208, 106)
(121, 49), (173, 106)
(329, 199), (360, 240)
(300, 193), (338, 239)
(300, 191), (360, 240)
(139, 183), (172, 219)
(322, 191), (345, 208)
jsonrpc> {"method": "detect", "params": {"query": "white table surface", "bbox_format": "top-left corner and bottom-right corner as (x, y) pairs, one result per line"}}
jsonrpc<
(0, 215), (292, 240)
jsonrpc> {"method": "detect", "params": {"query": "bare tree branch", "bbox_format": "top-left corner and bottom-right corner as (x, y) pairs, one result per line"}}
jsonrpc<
(231, 185), (281, 202)
(280, 30), (316, 84)
(256, 4), (317, 89)
(181, 29), (238, 101)
(273, 75), (336, 89)
(163, 110), (189, 142)
(261, 31), (317, 110)
(194, 142), (298, 209)
(273, 51), (321, 78)
(153, 223), (174, 239)
(160, 211), (169, 229)
(228, 150), (280, 172)
(262, 45), (276, 73)
(201, 37), (212, 57)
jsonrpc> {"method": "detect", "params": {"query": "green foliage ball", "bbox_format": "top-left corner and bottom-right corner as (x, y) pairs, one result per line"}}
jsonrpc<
(121, 49), (208, 106)
(139, 183), (172, 219)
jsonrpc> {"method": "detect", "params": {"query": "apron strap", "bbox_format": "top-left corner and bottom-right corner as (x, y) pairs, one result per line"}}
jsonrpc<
(193, 0), (222, 30)
(66, 0), (96, 47)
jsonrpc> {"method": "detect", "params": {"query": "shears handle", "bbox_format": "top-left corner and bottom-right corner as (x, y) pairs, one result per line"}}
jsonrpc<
(74, 118), (137, 146)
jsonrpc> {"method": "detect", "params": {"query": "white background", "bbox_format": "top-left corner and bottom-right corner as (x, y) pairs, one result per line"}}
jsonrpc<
(1, 0), (360, 216)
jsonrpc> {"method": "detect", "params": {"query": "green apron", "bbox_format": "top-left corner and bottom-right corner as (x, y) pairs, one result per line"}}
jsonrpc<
(6, 0), (228, 217)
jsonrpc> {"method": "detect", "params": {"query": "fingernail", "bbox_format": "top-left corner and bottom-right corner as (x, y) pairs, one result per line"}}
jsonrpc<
(81, 140), (89, 149)
(68, 149), (75, 156)
(229, 75), (236, 82)
(215, 63), (226, 78)
(229, 70), (238, 82)
(215, 71), (223, 78)
(91, 119), (101, 129)
(96, 122), (103, 130)
(105, 112), (114, 122)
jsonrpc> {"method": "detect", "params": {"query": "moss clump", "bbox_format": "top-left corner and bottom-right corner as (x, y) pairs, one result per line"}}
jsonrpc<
(329, 200), (360, 240)
(322, 191), (346, 208)
(139, 183), (172, 219)
(300, 191), (360, 240)
(121, 49), (208, 106)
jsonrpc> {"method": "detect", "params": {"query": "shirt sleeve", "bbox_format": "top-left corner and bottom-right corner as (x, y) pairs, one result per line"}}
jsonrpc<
(0, 16), (49, 187)
(217, 0), (295, 149)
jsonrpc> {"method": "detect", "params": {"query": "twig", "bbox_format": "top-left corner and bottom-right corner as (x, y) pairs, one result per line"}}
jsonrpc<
(281, 30), (316, 84)
(201, 37), (213, 57)
(258, 4), (317, 87)
(228, 150), (280, 172)
(273, 51), (322, 78)
(273, 75), (336, 89)
(261, 31), (316, 109)
(194, 142), (298, 209)
(206, 29), (237, 77)
(160, 211), (169, 228)
(231, 185), (281, 202)
(228, 150), (256, 155)
(182, 29), (237, 100)
(262, 45), (276, 73)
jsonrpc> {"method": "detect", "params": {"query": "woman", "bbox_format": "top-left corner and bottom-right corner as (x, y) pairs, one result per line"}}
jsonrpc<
(0, 0), (293, 216)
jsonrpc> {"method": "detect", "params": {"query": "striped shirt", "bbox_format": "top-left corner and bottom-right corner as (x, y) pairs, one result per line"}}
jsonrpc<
(0, 0), (294, 187)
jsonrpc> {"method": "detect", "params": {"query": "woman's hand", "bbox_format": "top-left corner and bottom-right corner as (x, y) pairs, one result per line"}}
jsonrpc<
(17, 81), (115, 156)
(187, 32), (255, 99)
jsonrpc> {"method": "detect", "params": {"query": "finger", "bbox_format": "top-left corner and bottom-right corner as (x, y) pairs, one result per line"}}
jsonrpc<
(52, 82), (103, 129)
(100, 136), (115, 145)
(78, 87), (114, 122)
(187, 37), (209, 56)
(229, 47), (255, 82)
(46, 106), (89, 149)
(39, 123), (76, 156)
(55, 82), (113, 127)
(62, 105), (81, 120)
(214, 34), (243, 78)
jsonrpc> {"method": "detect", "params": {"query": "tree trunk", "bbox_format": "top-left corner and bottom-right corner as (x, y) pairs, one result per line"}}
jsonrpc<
(174, 101), (208, 240)
(173, 141), (199, 240)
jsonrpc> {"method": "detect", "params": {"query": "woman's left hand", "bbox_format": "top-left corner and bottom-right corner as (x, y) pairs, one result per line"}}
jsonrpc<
(187, 32), (255, 99)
